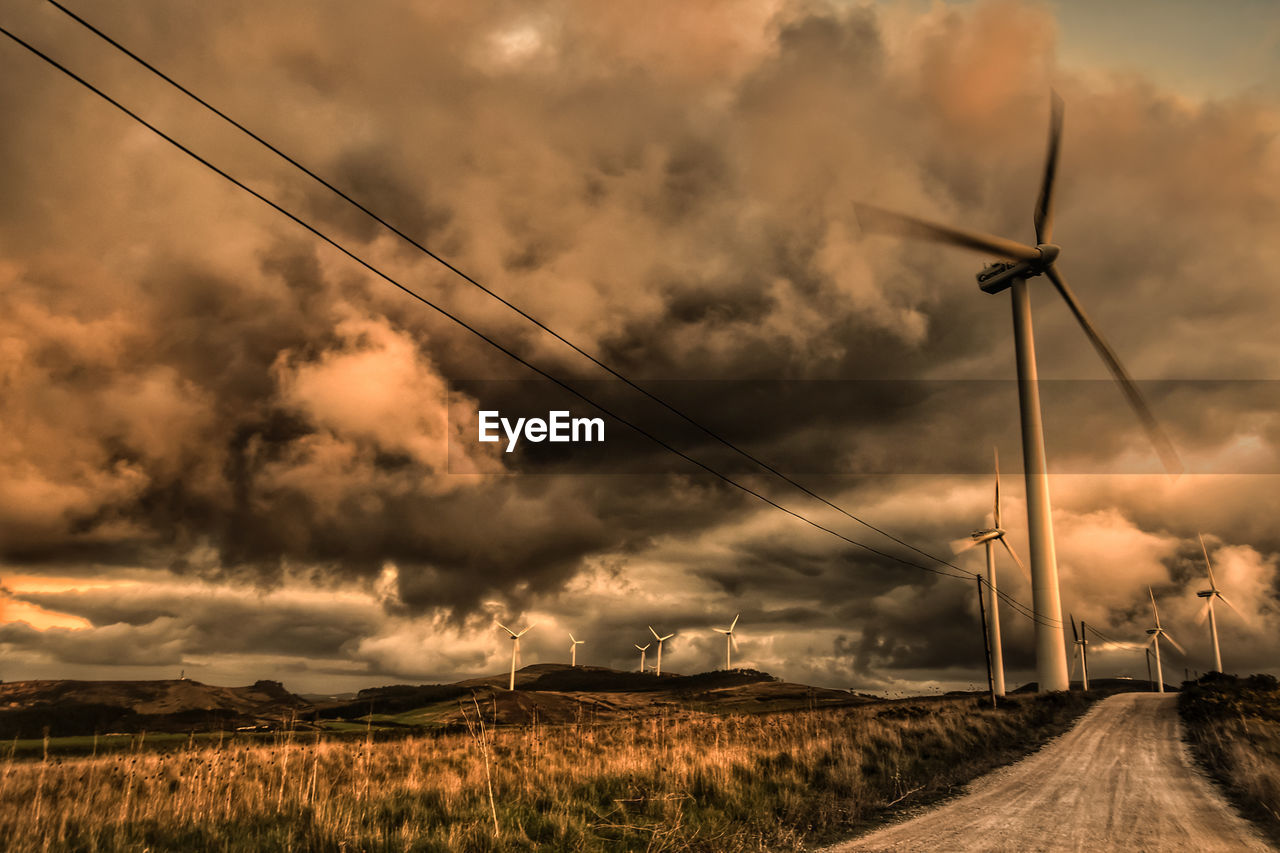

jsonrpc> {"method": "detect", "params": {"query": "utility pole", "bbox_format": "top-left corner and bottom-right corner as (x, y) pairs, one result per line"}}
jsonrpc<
(976, 575), (997, 709)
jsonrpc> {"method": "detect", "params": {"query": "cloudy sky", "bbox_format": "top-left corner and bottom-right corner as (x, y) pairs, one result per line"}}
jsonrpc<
(1, 0), (1278, 695)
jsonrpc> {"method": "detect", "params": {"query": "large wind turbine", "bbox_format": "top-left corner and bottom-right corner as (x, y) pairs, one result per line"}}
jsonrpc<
(856, 94), (1181, 692)
(649, 626), (674, 676)
(569, 633), (584, 667)
(497, 622), (535, 691)
(1069, 614), (1089, 691)
(1145, 587), (1184, 694)
(635, 643), (650, 673)
(952, 448), (1027, 696)
(713, 614), (739, 670)
(1196, 533), (1240, 673)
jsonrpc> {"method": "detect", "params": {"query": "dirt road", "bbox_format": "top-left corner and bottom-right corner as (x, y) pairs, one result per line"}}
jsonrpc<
(825, 692), (1273, 852)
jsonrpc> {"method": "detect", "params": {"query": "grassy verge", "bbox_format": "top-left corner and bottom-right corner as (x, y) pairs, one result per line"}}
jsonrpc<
(1180, 673), (1280, 845)
(0, 691), (1095, 852)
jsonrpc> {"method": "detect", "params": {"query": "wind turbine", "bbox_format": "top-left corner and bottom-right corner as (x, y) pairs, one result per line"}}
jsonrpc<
(952, 448), (1027, 697)
(1069, 614), (1089, 691)
(569, 633), (584, 667)
(648, 626), (674, 676)
(1196, 533), (1240, 673)
(855, 93), (1181, 692)
(1145, 587), (1184, 694)
(713, 614), (739, 670)
(497, 621), (535, 691)
(635, 643), (650, 673)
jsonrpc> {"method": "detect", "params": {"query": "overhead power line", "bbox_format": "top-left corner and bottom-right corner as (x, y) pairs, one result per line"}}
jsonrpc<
(1083, 623), (1141, 650)
(0, 21), (1060, 628)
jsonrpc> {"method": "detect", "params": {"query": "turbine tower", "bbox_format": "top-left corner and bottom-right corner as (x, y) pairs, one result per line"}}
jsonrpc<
(952, 448), (1027, 697)
(497, 621), (535, 691)
(713, 614), (739, 670)
(635, 643), (650, 673)
(1069, 614), (1089, 691)
(1145, 587), (1184, 694)
(648, 626), (674, 676)
(855, 94), (1181, 692)
(1196, 533), (1239, 673)
(569, 633), (584, 667)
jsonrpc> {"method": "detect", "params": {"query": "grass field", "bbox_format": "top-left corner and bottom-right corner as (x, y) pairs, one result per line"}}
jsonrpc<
(1180, 673), (1280, 845)
(0, 691), (1094, 852)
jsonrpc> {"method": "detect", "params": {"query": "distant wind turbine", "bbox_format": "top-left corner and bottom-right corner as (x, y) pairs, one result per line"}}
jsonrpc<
(497, 621), (535, 691)
(1145, 588), (1184, 693)
(648, 626), (674, 676)
(569, 633), (584, 667)
(1196, 534), (1241, 674)
(1069, 614), (1089, 691)
(713, 614), (739, 670)
(635, 643), (650, 673)
(952, 448), (1028, 697)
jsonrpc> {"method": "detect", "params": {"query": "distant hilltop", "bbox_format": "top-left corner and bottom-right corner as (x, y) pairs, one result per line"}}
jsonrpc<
(0, 665), (868, 739)
(0, 678), (311, 739)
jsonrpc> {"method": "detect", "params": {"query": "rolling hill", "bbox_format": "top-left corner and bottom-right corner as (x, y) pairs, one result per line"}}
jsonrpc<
(0, 665), (869, 738)
(0, 678), (311, 739)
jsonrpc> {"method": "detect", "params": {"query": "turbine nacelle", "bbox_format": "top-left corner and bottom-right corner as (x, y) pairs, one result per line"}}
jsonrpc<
(969, 527), (1006, 544)
(976, 245), (1061, 294)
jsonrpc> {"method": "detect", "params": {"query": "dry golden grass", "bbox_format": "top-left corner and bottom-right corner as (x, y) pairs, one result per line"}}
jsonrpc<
(0, 692), (1092, 852)
(1181, 674), (1280, 845)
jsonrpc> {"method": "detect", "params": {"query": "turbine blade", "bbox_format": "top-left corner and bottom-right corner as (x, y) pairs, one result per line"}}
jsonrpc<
(731, 634), (739, 652)
(516, 622), (536, 638)
(1070, 645), (1079, 679)
(713, 628), (730, 634)
(853, 203), (1040, 261)
(730, 614), (739, 631)
(1218, 593), (1246, 622)
(993, 446), (1001, 529)
(951, 535), (982, 555)
(1070, 613), (1079, 644)
(1199, 533), (1219, 590)
(660, 633), (674, 641)
(649, 625), (660, 641)
(999, 536), (1031, 583)
(1149, 586), (1161, 628)
(1196, 600), (1211, 625)
(1163, 632), (1187, 656)
(1044, 265), (1182, 476)
(569, 633), (577, 643)
(496, 622), (515, 637)
(1034, 90), (1064, 244)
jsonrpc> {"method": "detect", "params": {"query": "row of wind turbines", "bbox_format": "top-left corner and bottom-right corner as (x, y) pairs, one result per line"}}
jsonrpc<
(500, 93), (1231, 697)
(496, 614), (741, 690)
(956, 453), (1243, 695)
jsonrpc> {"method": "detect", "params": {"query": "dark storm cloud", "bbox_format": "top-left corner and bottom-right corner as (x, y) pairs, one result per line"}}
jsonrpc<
(1, 0), (1278, 688)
